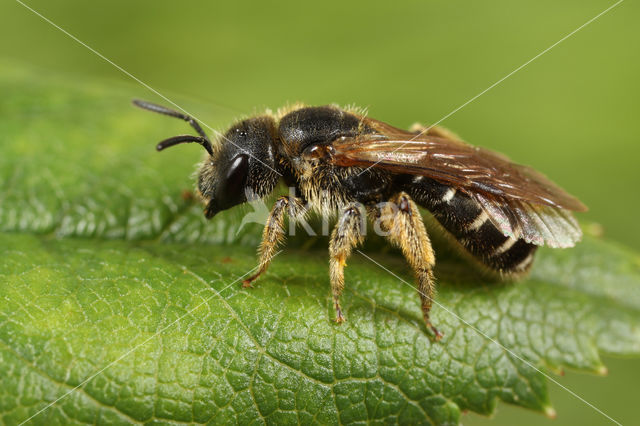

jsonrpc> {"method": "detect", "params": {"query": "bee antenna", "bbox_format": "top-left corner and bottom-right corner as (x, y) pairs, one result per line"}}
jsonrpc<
(156, 135), (215, 157)
(132, 99), (215, 154)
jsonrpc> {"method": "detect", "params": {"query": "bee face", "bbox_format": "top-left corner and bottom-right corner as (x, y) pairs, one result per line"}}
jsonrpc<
(198, 116), (279, 218)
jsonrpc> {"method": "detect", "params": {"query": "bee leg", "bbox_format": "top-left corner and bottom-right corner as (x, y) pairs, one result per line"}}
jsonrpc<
(409, 122), (462, 141)
(329, 204), (365, 323)
(242, 196), (306, 287)
(369, 193), (443, 340)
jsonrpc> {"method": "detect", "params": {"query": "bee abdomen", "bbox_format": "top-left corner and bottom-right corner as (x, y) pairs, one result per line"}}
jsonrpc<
(405, 176), (536, 274)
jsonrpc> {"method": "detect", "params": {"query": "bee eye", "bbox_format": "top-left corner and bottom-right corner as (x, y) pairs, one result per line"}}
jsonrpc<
(205, 153), (251, 218)
(221, 153), (249, 199)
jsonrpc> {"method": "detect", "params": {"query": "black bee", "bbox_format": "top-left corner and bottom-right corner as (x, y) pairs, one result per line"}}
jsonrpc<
(133, 100), (586, 339)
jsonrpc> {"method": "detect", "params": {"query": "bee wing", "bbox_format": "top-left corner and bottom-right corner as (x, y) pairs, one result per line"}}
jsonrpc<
(329, 127), (586, 247)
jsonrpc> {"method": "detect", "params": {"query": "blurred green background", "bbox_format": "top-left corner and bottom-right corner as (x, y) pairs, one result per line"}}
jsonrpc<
(1, 0), (638, 424)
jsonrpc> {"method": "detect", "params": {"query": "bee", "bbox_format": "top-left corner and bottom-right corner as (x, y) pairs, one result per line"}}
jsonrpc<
(133, 100), (586, 339)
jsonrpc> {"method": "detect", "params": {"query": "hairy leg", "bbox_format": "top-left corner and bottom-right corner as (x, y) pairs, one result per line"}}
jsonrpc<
(369, 193), (442, 340)
(409, 122), (462, 142)
(328, 204), (365, 323)
(242, 196), (306, 287)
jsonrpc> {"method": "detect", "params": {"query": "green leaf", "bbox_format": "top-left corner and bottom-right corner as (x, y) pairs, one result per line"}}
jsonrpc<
(1, 62), (639, 425)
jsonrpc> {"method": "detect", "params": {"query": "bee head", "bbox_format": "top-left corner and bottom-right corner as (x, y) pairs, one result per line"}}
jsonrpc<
(133, 100), (280, 219)
(197, 116), (280, 218)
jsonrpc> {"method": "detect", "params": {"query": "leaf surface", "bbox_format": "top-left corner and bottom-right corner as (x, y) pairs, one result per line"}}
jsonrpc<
(1, 64), (639, 425)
